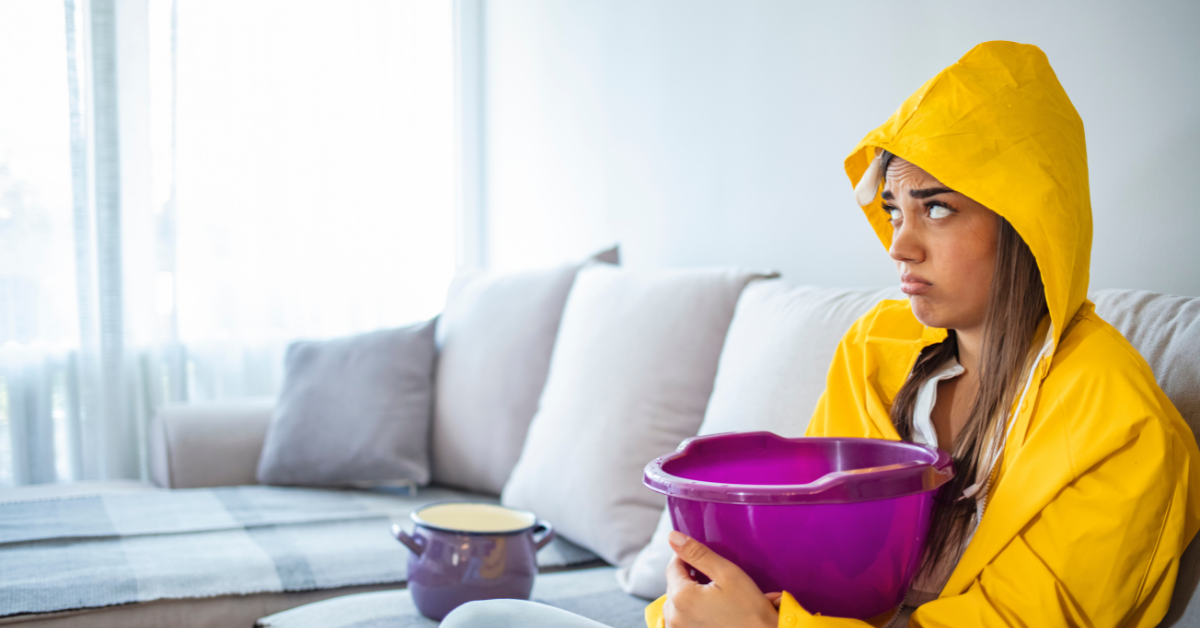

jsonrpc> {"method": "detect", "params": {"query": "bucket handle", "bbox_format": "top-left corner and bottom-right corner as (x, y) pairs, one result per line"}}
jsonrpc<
(532, 520), (555, 551)
(391, 524), (425, 556)
(806, 459), (954, 497)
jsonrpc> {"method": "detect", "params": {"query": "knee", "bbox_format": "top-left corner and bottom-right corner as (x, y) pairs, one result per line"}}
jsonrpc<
(440, 599), (539, 625)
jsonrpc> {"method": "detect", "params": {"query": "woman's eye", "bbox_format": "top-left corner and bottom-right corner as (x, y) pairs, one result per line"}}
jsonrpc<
(887, 208), (902, 222)
(928, 205), (953, 219)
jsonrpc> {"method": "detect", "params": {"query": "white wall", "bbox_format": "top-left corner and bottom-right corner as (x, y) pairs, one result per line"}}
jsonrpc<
(480, 0), (1200, 296)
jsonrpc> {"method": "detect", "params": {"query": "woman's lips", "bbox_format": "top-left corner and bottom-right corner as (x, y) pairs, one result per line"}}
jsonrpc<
(900, 273), (933, 296)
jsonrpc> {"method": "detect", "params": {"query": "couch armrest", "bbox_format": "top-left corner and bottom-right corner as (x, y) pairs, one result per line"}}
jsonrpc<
(150, 398), (275, 488)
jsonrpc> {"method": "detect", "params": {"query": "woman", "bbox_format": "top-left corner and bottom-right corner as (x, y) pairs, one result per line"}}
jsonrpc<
(447, 41), (1200, 628)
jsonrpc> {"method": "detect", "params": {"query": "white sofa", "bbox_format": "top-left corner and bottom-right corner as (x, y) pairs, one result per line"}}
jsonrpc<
(2, 281), (1198, 628)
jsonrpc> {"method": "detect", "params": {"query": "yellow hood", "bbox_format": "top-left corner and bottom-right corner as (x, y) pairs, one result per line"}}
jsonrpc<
(845, 40), (1091, 349)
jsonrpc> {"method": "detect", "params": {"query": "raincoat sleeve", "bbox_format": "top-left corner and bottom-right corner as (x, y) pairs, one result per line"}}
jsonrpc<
(645, 596), (665, 628)
(788, 324), (1196, 626)
(773, 411), (1193, 626)
(644, 593), (866, 628)
(641, 439), (1193, 627)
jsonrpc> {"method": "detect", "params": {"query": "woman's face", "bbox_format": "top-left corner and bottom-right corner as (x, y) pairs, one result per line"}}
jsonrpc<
(883, 157), (998, 333)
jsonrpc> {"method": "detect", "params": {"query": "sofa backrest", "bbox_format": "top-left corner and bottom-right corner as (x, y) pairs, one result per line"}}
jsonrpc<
(699, 282), (1200, 625)
(1091, 289), (1200, 627)
(698, 283), (1200, 444)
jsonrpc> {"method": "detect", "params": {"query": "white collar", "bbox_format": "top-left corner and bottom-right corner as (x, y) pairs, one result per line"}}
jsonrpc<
(910, 357), (964, 449)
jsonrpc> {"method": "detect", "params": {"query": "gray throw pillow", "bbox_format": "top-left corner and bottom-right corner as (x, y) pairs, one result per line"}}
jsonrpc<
(257, 318), (437, 487)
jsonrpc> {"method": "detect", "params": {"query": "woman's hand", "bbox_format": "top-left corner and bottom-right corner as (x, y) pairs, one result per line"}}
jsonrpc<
(662, 531), (781, 628)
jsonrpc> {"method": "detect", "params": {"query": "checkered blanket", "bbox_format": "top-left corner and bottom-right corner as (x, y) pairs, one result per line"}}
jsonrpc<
(0, 485), (598, 617)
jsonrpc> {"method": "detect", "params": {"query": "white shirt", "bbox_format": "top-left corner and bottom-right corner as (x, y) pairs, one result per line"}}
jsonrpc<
(910, 357), (965, 449)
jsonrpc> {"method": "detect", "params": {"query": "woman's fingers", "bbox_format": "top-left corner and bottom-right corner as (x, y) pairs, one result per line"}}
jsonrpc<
(665, 555), (698, 598)
(661, 534), (779, 628)
(666, 555), (687, 585)
(764, 592), (783, 609)
(667, 531), (739, 587)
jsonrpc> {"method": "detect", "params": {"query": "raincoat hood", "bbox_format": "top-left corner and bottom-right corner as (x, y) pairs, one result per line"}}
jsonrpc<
(846, 40), (1091, 349)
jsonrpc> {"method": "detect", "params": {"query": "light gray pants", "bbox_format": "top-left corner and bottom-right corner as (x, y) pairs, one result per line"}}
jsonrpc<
(440, 599), (612, 627)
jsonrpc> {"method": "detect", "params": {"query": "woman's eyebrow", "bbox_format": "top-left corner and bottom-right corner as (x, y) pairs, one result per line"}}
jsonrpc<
(909, 187), (955, 199)
(880, 187), (956, 201)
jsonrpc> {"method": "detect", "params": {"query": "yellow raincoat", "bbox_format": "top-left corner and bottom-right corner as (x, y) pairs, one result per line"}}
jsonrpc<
(647, 41), (1199, 627)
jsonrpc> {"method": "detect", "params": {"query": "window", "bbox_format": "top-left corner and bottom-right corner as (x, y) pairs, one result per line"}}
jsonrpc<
(0, 0), (459, 485)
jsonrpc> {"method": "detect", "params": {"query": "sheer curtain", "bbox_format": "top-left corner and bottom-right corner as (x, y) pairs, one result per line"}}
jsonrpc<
(0, 0), (457, 487)
(0, 2), (80, 485)
(168, 0), (456, 398)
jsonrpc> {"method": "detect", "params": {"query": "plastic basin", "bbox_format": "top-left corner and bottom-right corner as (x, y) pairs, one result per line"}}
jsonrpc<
(643, 432), (953, 619)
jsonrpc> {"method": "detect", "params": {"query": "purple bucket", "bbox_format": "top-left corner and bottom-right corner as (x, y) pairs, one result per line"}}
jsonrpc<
(643, 432), (953, 619)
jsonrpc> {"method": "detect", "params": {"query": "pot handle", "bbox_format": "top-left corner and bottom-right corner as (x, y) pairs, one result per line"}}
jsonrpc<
(532, 520), (555, 551)
(391, 523), (425, 556)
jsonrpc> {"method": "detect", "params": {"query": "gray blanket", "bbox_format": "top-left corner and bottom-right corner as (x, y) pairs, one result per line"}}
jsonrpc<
(0, 486), (598, 617)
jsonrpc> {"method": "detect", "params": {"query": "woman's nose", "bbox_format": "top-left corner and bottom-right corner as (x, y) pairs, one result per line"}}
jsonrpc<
(889, 222), (924, 264)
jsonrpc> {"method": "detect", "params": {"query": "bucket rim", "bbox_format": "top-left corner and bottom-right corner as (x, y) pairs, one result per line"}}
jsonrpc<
(643, 432), (954, 505)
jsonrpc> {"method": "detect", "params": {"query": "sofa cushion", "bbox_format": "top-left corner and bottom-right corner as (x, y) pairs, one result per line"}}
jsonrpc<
(0, 485), (597, 621)
(257, 319), (438, 487)
(501, 266), (762, 568)
(619, 282), (902, 598)
(432, 247), (619, 495)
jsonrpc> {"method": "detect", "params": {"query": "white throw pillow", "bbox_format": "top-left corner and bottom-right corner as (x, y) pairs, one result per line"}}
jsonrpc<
(431, 247), (619, 495)
(618, 281), (904, 598)
(501, 266), (763, 568)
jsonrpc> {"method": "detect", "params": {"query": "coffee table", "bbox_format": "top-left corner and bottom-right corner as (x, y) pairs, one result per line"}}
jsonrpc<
(255, 566), (648, 628)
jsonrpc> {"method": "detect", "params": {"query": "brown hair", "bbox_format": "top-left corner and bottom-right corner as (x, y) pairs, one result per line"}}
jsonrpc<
(889, 214), (1049, 573)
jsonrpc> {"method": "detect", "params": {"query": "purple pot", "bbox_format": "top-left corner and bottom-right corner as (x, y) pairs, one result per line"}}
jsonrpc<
(643, 432), (953, 619)
(391, 502), (555, 620)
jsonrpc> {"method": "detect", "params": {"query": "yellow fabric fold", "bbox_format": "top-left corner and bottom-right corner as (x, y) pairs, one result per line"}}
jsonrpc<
(645, 595), (666, 628)
(644, 592), (875, 628)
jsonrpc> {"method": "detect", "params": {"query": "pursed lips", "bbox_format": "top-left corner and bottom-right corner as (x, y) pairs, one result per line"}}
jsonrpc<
(900, 273), (933, 296)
